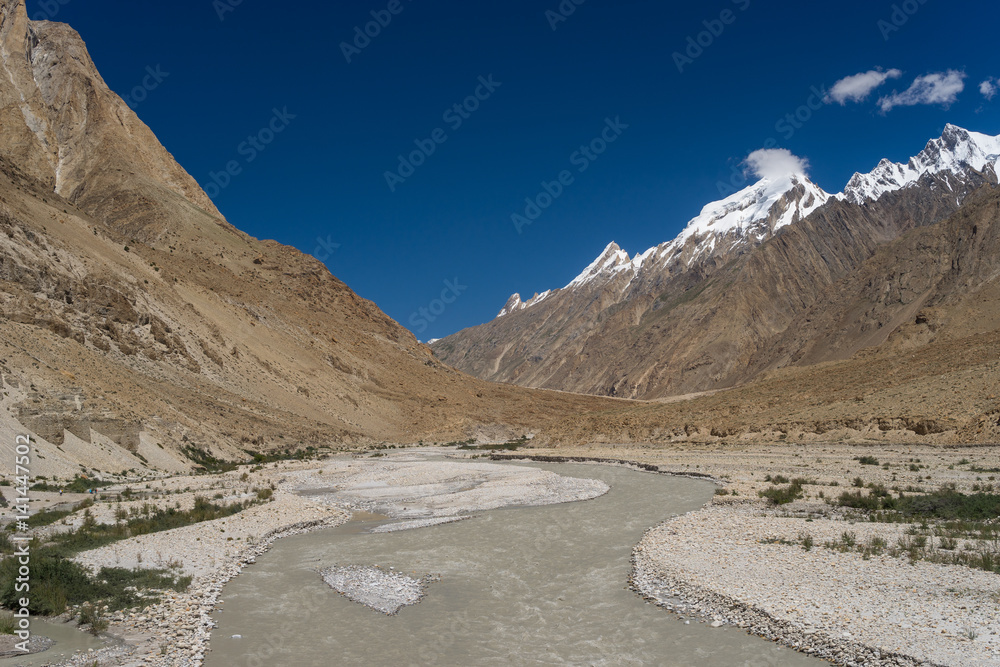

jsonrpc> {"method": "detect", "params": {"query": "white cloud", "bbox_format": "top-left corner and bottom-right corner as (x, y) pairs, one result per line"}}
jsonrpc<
(826, 68), (902, 105)
(878, 70), (967, 113)
(980, 78), (997, 100)
(745, 148), (810, 179)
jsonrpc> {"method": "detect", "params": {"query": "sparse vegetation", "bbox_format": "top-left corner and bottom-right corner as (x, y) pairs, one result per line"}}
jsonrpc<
(458, 436), (530, 452)
(0, 494), (264, 618)
(759, 480), (805, 505)
(30, 476), (112, 494)
(180, 445), (239, 474)
(24, 498), (93, 528)
(820, 485), (1000, 573)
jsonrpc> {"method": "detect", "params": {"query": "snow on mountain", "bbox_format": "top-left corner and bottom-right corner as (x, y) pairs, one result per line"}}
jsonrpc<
(659, 172), (830, 260)
(566, 242), (635, 288)
(497, 290), (553, 318)
(563, 173), (830, 290)
(840, 124), (1000, 205)
(495, 125), (999, 317)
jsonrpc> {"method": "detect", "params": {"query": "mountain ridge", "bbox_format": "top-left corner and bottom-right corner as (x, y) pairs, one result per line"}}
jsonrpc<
(0, 0), (622, 476)
(492, 125), (999, 321)
(432, 126), (1000, 402)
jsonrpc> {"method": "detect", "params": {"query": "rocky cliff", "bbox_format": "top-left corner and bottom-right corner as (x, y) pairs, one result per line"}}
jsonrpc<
(0, 0), (615, 475)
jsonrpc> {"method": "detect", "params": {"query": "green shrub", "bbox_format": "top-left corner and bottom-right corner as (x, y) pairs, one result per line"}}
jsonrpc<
(855, 456), (880, 466)
(896, 488), (1000, 521)
(837, 490), (883, 511)
(759, 481), (804, 505)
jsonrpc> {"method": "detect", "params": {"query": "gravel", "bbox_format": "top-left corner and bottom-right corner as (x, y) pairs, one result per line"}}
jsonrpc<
(49, 453), (608, 666)
(318, 565), (436, 615)
(369, 516), (471, 533)
(632, 503), (1000, 667)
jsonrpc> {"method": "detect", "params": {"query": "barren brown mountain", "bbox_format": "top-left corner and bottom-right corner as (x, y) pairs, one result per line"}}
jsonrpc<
(1, 0), (998, 484)
(432, 127), (999, 403)
(0, 0), (618, 476)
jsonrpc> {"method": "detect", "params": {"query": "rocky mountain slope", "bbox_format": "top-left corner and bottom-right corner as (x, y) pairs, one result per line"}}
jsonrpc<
(0, 0), (618, 477)
(1, 0), (997, 479)
(432, 126), (1000, 401)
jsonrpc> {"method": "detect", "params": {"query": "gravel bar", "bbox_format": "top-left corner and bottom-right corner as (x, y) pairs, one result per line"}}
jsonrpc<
(318, 565), (436, 615)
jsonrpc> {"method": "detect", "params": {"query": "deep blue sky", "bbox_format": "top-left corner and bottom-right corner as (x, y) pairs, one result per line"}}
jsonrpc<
(37, 0), (1000, 340)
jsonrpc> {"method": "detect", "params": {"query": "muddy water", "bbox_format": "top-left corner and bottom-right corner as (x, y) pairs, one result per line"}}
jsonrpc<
(206, 463), (824, 666)
(0, 618), (108, 666)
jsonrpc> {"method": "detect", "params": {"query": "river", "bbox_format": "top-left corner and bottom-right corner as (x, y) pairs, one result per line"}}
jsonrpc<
(205, 461), (824, 666)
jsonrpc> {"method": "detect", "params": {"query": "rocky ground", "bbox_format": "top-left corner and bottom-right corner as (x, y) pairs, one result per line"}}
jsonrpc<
(513, 443), (1000, 667)
(287, 450), (610, 519)
(318, 565), (436, 615)
(11, 443), (1000, 666)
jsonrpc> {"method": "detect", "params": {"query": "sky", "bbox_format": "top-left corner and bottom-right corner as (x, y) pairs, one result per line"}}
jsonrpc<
(34, 0), (1000, 340)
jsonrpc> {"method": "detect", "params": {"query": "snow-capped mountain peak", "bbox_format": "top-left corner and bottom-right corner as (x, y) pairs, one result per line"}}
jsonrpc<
(840, 124), (1000, 205)
(497, 290), (553, 318)
(566, 241), (634, 288)
(492, 125), (999, 320)
(665, 172), (830, 256)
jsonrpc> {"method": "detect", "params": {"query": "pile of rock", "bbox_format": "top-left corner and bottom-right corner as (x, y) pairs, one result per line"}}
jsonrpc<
(318, 565), (437, 615)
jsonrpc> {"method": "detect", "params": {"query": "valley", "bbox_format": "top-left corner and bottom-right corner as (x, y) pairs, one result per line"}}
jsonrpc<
(1, 0), (999, 665)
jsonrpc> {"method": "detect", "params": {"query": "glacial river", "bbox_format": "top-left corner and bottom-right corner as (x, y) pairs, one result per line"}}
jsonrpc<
(205, 462), (824, 666)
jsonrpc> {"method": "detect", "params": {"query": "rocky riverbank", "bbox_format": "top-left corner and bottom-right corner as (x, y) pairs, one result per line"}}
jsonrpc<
(37, 444), (1000, 665)
(506, 444), (1000, 667)
(0, 633), (54, 659)
(43, 450), (610, 666)
(630, 503), (1000, 667)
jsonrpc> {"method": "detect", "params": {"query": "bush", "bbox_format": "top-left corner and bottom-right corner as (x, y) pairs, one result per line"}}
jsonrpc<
(855, 456), (880, 466)
(759, 481), (804, 505)
(837, 490), (883, 511)
(0, 556), (89, 615)
(896, 487), (1000, 521)
(1, 554), (191, 617)
(62, 477), (112, 494)
(78, 604), (108, 635)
